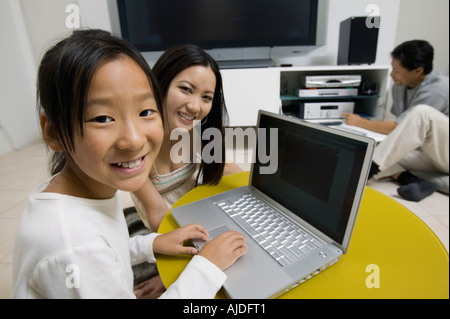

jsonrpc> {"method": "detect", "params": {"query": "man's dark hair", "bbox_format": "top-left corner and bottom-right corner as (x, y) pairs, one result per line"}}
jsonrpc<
(391, 40), (434, 74)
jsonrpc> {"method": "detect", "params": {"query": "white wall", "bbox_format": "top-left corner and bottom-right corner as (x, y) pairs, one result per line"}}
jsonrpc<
(395, 0), (449, 75)
(78, 0), (113, 32)
(20, 0), (75, 66)
(0, 0), (39, 156)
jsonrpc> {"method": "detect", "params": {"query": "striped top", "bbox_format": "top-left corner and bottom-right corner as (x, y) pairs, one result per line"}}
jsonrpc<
(151, 162), (198, 195)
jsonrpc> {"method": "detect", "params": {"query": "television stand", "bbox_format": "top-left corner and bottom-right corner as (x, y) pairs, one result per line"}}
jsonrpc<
(217, 59), (273, 69)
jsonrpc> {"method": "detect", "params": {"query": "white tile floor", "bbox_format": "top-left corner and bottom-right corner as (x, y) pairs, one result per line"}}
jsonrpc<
(0, 140), (448, 298)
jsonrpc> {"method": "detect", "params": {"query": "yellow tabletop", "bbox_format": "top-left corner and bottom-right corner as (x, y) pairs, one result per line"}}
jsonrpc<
(156, 172), (449, 299)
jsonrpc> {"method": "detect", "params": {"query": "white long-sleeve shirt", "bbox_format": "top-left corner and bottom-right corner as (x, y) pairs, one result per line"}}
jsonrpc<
(12, 181), (226, 299)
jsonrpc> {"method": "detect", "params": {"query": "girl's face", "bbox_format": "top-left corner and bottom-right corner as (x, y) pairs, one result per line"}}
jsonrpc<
(164, 65), (216, 132)
(66, 55), (163, 199)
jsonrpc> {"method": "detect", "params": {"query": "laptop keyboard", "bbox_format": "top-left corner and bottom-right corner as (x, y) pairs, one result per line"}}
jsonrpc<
(215, 194), (324, 267)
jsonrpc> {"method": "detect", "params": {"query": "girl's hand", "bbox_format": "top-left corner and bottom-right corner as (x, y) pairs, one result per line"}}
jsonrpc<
(153, 224), (209, 255)
(198, 231), (247, 271)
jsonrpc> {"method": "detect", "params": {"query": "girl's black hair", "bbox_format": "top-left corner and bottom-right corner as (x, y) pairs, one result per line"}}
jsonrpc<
(391, 40), (434, 74)
(152, 44), (229, 186)
(37, 29), (162, 175)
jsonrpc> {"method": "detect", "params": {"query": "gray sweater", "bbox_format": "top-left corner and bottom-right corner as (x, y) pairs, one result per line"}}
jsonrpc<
(391, 70), (449, 122)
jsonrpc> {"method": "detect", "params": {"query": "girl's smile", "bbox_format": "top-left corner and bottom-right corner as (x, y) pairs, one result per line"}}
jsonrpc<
(111, 155), (147, 172)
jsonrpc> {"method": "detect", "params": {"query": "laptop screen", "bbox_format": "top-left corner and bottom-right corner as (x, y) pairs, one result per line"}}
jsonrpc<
(251, 113), (369, 245)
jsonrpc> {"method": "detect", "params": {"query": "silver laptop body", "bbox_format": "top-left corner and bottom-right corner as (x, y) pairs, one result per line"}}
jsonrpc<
(171, 110), (375, 299)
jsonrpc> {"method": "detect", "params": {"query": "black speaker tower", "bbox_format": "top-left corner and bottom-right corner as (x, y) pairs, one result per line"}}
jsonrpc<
(338, 16), (379, 65)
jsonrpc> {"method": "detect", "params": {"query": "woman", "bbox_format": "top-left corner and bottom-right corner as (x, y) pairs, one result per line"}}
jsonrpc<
(133, 44), (241, 232)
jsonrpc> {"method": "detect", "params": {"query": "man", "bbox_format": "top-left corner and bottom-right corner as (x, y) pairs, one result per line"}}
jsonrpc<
(344, 40), (449, 201)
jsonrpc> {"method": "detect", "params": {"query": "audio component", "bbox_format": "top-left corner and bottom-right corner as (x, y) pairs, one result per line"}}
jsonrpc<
(303, 75), (361, 88)
(338, 16), (379, 65)
(299, 102), (355, 119)
(298, 88), (358, 98)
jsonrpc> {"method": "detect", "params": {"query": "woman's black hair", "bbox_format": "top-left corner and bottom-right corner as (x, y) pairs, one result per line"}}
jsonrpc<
(37, 29), (162, 175)
(152, 44), (229, 186)
(391, 40), (434, 74)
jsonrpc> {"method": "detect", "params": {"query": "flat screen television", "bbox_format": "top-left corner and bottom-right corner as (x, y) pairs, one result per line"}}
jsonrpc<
(114, 0), (326, 67)
(118, 0), (319, 50)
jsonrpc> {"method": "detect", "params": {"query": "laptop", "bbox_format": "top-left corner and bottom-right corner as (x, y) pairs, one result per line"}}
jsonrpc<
(171, 110), (375, 299)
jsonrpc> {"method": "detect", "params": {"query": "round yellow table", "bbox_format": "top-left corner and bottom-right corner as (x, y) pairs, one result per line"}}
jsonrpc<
(156, 172), (449, 299)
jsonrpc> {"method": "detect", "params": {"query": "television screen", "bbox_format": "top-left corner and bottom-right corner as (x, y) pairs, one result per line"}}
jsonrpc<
(117, 0), (319, 52)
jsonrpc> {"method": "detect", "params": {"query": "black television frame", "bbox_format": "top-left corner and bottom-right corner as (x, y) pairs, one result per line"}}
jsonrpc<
(117, 0), (320, 53)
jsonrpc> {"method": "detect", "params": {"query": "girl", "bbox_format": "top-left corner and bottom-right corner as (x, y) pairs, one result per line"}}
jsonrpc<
(12, 30), (246, 299)
(132, 45), (242, 232)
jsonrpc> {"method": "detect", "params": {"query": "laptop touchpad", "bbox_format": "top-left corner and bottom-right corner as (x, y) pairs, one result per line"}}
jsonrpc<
(192, 225), (230, 250)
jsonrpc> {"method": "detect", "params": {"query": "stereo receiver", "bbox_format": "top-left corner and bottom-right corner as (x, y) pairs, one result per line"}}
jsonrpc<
(299, 102), (355, 119)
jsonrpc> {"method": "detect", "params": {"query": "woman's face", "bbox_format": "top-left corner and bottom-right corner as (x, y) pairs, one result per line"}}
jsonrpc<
(164, 65), (216, 132)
